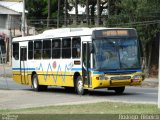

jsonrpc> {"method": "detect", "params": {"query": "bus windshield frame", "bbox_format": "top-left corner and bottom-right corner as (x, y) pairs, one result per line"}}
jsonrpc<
(92, 37), (141, 71)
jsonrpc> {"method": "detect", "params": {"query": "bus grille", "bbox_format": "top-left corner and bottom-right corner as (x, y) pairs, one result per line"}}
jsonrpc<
(110, 76), (131, 80)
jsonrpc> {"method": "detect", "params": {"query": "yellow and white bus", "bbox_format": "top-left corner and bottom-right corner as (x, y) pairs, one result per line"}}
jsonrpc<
(12, 27), (144, 94)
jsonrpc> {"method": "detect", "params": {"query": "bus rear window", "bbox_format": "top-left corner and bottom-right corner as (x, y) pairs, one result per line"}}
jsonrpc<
(13, 43), (19, 60)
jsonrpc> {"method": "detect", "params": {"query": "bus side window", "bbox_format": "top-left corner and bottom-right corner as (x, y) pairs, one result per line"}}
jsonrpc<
(13, 43), (19, 60)
(43, 40), (51, 59)
(34, 40), (42, 59)
(28, 41), (33, 59)
(52, 39), (61, 58)
(62, 38), (71, 58)
(72, 37), (81, 58)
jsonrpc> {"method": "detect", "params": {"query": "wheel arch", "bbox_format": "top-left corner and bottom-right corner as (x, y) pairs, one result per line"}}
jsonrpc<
(31, 71), (37, 85)
(73, 72), (80, 87)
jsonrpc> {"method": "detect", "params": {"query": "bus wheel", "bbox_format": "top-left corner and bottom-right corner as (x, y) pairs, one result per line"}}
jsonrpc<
(32, 74), (39, 91)
(65, 87), (75, 93)
(32, 74), (47, 91)
(114, 87), (125, 94)
(76, 76), (85, 95)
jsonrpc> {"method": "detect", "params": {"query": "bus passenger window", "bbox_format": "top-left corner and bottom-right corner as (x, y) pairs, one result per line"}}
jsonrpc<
(13, 43), (19, 60)
(72, 37), (81, 58)
(52, 39), (61, 58)
(34, 40), (42, 59)
(43, 40), (51, 59)
(62, 38), (71, 58)
(28, 41), (33, 59)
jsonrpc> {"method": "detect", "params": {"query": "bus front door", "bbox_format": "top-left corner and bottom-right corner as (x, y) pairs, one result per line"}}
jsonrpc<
(20, 47), (28, 84)
(82, 42), (91, 88)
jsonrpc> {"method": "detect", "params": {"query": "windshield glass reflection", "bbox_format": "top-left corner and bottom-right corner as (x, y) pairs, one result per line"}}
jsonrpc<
(93, 38), (140, 70)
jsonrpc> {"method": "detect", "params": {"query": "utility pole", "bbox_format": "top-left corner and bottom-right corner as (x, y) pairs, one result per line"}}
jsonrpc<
(158, 32), (160, 108)
(47, 0), (51, 28)
(22, 0), (25, 36)
(9, 29), (12, 66)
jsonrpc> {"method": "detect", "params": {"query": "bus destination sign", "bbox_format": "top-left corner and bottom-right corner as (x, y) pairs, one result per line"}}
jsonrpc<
(92, 29), (138, 39)
(102, 30), (128, 37)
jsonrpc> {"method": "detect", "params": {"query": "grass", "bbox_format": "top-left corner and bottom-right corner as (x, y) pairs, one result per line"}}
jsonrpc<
(0, 102), (160, 120)
(0, 102), (160, 114)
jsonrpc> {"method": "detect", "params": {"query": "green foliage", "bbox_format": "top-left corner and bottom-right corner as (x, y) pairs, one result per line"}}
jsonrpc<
(26, 0), (59, 19)
(26, 0), (47, 19)
(1, 102), (160, 114)
(42, 0), (58, 18)
(107, 0), (160, 44)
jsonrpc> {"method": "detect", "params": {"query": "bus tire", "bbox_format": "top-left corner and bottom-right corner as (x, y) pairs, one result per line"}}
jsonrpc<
(114, 87), (125, 94)
(32, 74), (47, 91)
(65, 87), (75, 93)
(76, 76), (85, 95)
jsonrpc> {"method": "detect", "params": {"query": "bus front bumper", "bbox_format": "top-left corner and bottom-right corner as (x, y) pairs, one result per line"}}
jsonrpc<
(91, 74), (144, 89)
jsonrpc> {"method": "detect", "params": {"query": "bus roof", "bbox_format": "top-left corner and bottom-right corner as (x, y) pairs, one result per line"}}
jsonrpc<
(12, 27), (136, 42)
(12, 28), (92, 42)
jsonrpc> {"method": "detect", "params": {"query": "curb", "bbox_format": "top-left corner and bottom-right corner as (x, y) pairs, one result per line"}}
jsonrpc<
(142, 78), (158, 88)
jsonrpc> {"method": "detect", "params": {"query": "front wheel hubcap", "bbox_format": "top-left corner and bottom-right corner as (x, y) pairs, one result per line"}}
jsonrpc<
(77, 80), (83, 92)
(33, 77), (38, 88)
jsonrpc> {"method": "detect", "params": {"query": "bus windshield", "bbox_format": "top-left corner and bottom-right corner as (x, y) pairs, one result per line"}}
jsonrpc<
(93, 38), (141, 70)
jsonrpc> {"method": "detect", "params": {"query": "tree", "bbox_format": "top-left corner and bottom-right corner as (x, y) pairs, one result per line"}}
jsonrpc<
(86, 0), (89, 26)
(64, 0), (68, 26)
(97, 0), (100, 25)
(47, 0), (51, 28)
(26, 0), (47, 19)
(57, 0), (61, 28)
(75, 0), (78, 25)
(26, 0), (59, 29)
(68, 0), (79, 25)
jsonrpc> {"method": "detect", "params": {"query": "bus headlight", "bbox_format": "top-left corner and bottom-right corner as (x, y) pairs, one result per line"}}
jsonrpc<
(132, 75), (142, 82)
(96, 76), (109, 80)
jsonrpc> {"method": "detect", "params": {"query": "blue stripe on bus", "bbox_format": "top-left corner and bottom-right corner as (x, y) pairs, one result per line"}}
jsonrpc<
(12, 68), (36, 70)
(71, 68), (93, 71)
(93, 69), (142, 74)
(12, 67), (81, 71)
(12, 67), (142, 74)
(71, 68), (82, 71)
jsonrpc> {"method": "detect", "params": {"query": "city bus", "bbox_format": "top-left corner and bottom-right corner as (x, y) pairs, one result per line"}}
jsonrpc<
(12, 27), (144, 95)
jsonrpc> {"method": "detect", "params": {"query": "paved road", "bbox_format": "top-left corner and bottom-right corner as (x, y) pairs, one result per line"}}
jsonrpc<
(0, 77), (158, 109)
(0, 65), (12, 76)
